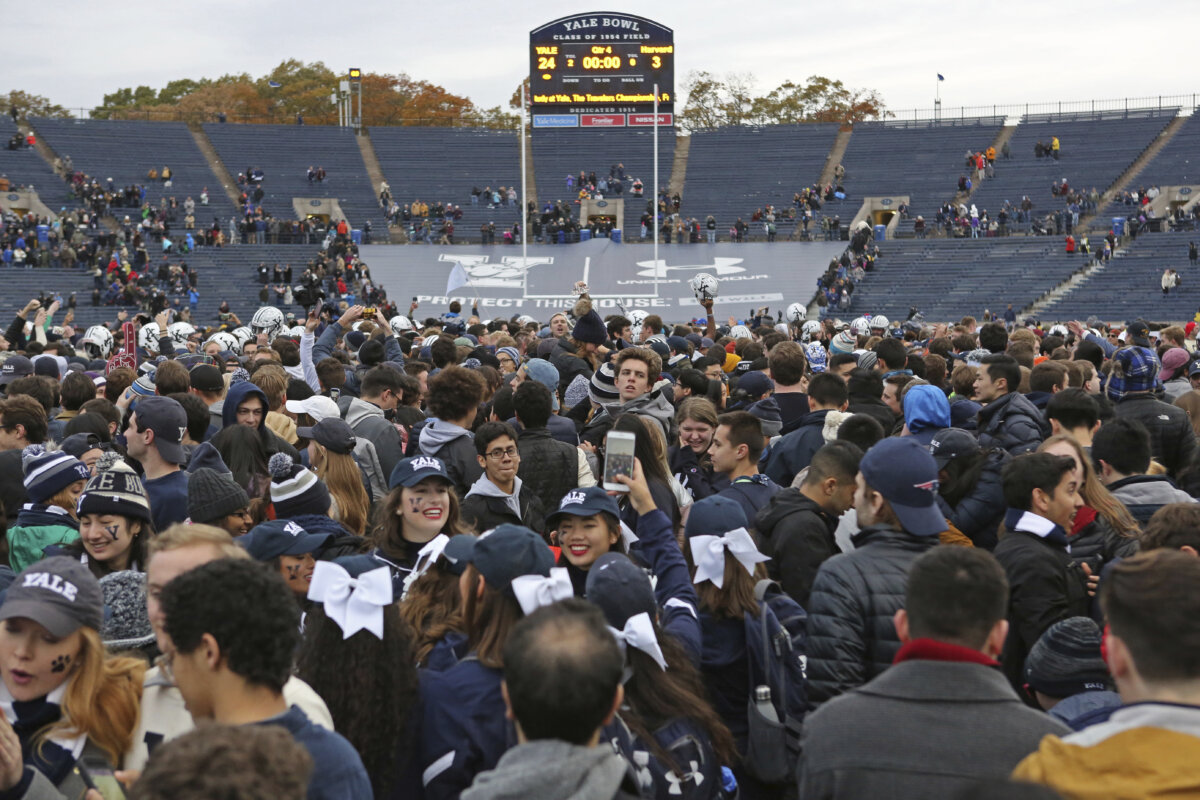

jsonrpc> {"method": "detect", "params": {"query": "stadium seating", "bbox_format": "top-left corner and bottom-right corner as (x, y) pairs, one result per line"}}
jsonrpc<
(1096, 112), (1200, 222)
(202, 123), (385, 233)
(30, 118), (234, 217)
(369, 127), (521, 241)
(532, 127), (674, 235)
(0, 117), (85, 211)
(1043, 229), (1199, 321)
(682, 124), (841, 238)
(969, 110), (1176, 226)
(846, 237), (1081, 321)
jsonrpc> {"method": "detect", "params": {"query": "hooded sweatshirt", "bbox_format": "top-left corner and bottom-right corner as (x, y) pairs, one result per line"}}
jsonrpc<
(461, 739), (633, 800)
(418, 418), (482, 497)
(222, 381), (300, 462)
(465, 475), (523, 519)
(903, 384), (951, 448)
(345, 396), (405, 480)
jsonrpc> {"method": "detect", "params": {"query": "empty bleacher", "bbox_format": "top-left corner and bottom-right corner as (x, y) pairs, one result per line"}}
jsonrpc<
(532, 127), (674, 235)
(202, 123), (385, 232)
(969, 110), (1176, 225)
(0, 117), (83, 211)
(847, 237), (1081, 320)
(370, 127), (521, 240)
(31, 118), (234, 217)
(1044, 229), (1198, 321)
(682, 124), (841, 238)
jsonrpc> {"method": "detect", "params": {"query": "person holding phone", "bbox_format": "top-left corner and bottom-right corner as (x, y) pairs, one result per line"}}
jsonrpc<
(0, 557), (145, 799)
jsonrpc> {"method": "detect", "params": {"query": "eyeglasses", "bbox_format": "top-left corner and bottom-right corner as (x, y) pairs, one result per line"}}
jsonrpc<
(485, 447), (519, 460)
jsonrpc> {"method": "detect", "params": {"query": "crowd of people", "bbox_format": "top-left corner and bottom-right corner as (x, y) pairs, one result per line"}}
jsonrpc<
(0, 217), (1198, 797)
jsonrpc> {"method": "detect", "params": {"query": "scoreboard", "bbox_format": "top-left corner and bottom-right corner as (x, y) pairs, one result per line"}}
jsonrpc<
(529, 12), (674, 127)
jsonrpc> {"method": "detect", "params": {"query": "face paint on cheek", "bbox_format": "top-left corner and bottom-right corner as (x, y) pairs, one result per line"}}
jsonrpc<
(408, 498), (422, 514)
(51, 655), (70, 674)
(104, 525), (120, 542)
(285, 564), (302, 580)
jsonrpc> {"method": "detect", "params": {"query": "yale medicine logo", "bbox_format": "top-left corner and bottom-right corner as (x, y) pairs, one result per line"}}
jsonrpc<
(410, 456), (442, 472)
(437, 255), (554, 288)
(561, 490), (589, 507)
(22, 572), (79, 602)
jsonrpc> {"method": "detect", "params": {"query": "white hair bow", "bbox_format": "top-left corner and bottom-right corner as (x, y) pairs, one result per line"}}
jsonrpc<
(307, 561), (394, 640)
(400, 534), (450, 601)
(511, 567), (573, 615)
(619, 520), (639, 549)
(609, 611), (667, 671)
(689, 528), (770, 588)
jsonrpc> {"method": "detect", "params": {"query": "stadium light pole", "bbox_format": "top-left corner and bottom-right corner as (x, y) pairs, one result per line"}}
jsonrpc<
(521, 82), (528, 298)
(653, 83), (659, 299)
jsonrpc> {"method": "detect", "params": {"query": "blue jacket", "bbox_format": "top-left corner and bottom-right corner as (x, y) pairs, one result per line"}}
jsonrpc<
(417, 657), (513, 800)
(936, 448), (1010, 549)
(256, 705), (372, 800)
(628, 509), (702, 665)
(949, 397), (980, 430)
(716, 475), (782, 532)
(764, 409), (831, 487)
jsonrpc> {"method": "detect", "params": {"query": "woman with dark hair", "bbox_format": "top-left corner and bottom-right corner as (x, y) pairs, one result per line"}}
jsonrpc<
(1039, 434), (1139, 561)
(612, 414), (682, 531)
(297, 559), (420, 799)
(669, 397), (728, 501)
(209, 423), (271, 503)
(61, 453), (155, 578)
(930, 428), (1010, 550)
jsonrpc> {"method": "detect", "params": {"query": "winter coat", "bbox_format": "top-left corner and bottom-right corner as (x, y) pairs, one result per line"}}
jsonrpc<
(799, 658), (1068, 800)
(549, 340), (595, 397)
(1048, 689), (1122, 731)
(764, 409), (831, 488)
(461, 739), (639, 800)
(1112, 394), (1198, 477)
(668, 445), (728, 501)
(282, 513), (365, 559)
(417, 418), (482, 498)
(581, 390), (676, 448)
(806, 525), (937, 706)
(716, 475), (782, 532)
(345, 397), (406, 480)
(516, 427), (580, 514)
(976, 391), (1048, 456)
(846, 395), (894, 433)
(221, 381), (300, 462)
(1067, 511), (1139, 564)
(1107, 473), (1197, 524)
(7, 506), (79, 573)
(755, 488), (840, 607)
(993, 521), (1091, 692)
(949, 396), (981, 430)
(936, 448), (1010, 550)
(460, 477), (547, 535)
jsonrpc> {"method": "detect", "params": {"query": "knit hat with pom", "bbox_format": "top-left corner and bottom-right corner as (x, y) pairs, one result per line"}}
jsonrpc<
(76, 451), (153, 523)
(267, 453), (330, 519)
(21, 445), (91, 505)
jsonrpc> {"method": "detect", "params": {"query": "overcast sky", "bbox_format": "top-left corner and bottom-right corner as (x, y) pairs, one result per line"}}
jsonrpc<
(9, 0), (1200, 119)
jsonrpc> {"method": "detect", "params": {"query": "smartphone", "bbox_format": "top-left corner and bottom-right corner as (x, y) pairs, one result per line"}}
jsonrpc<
(363, 307), (376, 317)
(77, 757), (127, 800)
(602, 431), (636, 492)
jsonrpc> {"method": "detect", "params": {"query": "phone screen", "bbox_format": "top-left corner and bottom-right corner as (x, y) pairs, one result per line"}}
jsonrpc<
(603, 432), (636, 492)
(79, 760), (127, 800)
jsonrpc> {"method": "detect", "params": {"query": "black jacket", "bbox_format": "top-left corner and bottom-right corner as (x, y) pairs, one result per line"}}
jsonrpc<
(755, 488), (839, 607)
(1112, 394), (1198, 478)
(976, 391), (1048, 455)
(667, 445), (728, 501)
(993, 523), (1090, 692)
(763, 409), (830, 488)
(847, 394), (895, 433)
(936, 448), (1010, 549)
(516, 427), (580, 515)
(460, 483), (547, 535)
(806, 525), (937, 706)
(549, 340), (594, 397)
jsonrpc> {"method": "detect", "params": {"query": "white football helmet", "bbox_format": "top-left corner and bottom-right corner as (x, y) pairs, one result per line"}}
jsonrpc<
(389, 315), (414, 336)
(801, 320), (823, 343)
(785, 303), (806, 324)
(231, 326), (254, 347)
(287, 325), (307, 339)
(1049, 324), (1068, 338)
(205, 331), (239, 354)
(137, 323), (161, 355)
(251, 307), (286, 343)
(850, 317), (871, 337)
(690, 273), (719, 303)
(869, 314), (889, 332)
(516, 315), (538, 327)
(628, 309), (648, 344)
(729, 325), (751, 340)
(168, 322), (196, 347)
(81, 326), (114, 360)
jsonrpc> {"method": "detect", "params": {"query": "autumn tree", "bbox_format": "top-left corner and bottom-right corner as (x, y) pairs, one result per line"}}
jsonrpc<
(4, 90), (72, 120)
(679, 71), (888, 130)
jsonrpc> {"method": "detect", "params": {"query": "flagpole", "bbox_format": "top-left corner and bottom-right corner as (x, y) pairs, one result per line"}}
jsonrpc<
(521, 82), (528, 300)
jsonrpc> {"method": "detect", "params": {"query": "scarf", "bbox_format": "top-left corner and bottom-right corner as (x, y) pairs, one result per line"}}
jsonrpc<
(0, 682), (87, 785)
(893, 637), (999, 667)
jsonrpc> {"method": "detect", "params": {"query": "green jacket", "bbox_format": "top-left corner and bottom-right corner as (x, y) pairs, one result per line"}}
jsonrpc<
(7, 506), (80, 572)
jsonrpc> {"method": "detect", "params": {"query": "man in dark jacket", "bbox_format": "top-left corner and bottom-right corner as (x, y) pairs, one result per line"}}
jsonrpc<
(223, 381), (300, 463)
(993, 452), (1092, 694)
(768, 341), (811, 433)
(461, 422), (546, 535)
(1093, 417), (1196, 524)
(799, 547), (1067, 799)
(756, 440), (862, 606)
(513, 381), (584, 515)
(806, 437), (944, 706)
(418, 365), (486, 497)
(709, 410), (781, 528)
(1107, 345), (1198, 477)
(764, 373), (848, 488)
(845, 367), (895, 433)
(975, 354), (1048, 455)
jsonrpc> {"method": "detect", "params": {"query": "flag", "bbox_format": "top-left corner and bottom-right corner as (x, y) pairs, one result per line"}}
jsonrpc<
(937, 74), (945, 81)
(446, 262), (470, 295)
(267, 80), (283, 88)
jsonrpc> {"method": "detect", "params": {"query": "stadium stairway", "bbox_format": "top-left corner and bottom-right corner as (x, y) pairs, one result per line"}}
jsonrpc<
(667, 135), (689, 200)
(818, 128), (852, 188)
(186, 123), (242, 210)
(353, 131), (405, 243)
(1090, 115), (1191, 229)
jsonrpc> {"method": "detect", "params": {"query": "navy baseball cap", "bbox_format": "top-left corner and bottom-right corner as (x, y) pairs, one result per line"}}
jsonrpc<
(389, 455), (453, 489)
(586, 552), (656, 628)
(736, 371), (772, 401)
(666, 335), (690, 355)
(297, 417), (357, 455)
(546, 487), (621, 530)
(133, 396), (187, 465)
(684, 495), (749, 539)
(469, 524), (554, 593)
(441, 534), (479, 577)
(238, 520), (332, 561)
(859, 437), (947, 536)
(928, 428), (980, 469)
(0, 356), (33, 387)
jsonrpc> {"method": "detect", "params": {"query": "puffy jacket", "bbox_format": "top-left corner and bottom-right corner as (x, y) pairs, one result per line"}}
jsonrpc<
(222, 381), (300, 462)
(764, 409), (830, 487)
(949, 396), (981, 430)
(668, 445), (728, 501)
(8, 506), (79, 572)
(1107, 473), (1197, 524)
(993, 518), (1091, 692)
(936, 448), (1010, 549)
(345, 397), (406, 480)
(976, 391), (1048, 455)
(755, 488), (839, 607)
(806, 524), (937, 706)
(1112, 394), (1198, 478)
(516, 427), (579, 514)
(1068, 510), (1139, 565)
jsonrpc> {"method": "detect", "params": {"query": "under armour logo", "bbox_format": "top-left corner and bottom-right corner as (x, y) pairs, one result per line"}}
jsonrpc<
(561, 490), (588, 507)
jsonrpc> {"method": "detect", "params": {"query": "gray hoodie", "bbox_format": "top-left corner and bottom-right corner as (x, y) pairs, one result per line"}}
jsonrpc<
(465, 474), (524, 519)
(462, 739), (631, 800)
(345, 396), (405, 479)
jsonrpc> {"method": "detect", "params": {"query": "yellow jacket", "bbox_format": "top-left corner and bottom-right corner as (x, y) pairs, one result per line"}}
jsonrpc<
(1013, 702), (1200, 798)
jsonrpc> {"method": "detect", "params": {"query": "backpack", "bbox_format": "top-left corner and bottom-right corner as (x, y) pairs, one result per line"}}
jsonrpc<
(741, 580), (807, 785)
